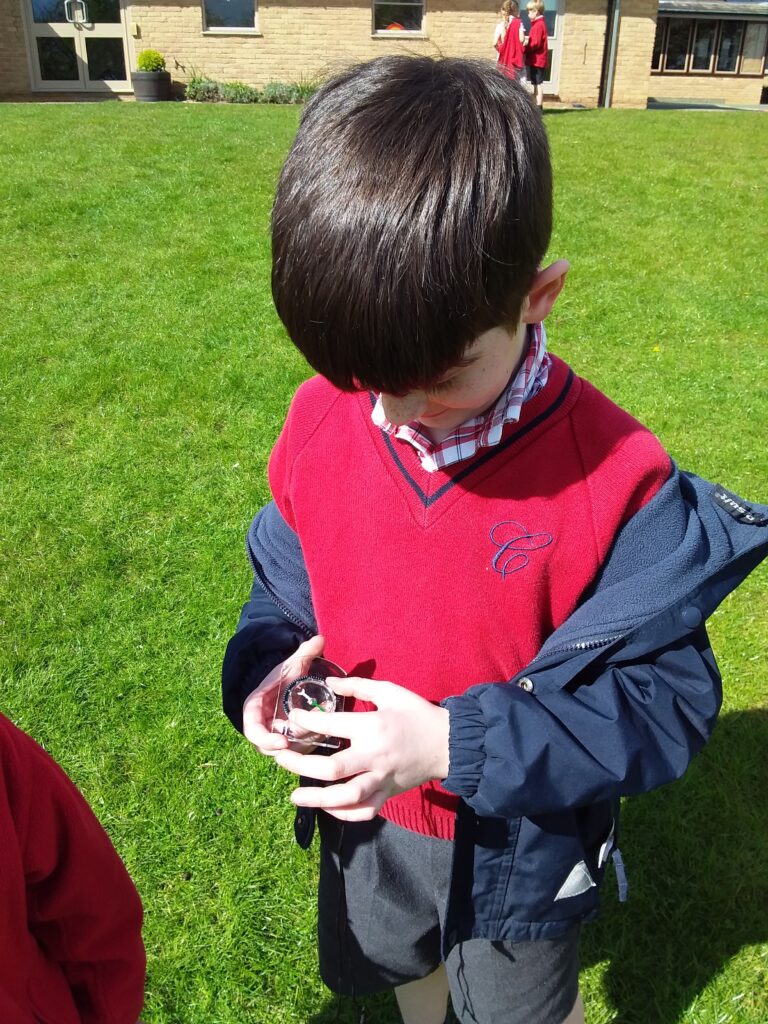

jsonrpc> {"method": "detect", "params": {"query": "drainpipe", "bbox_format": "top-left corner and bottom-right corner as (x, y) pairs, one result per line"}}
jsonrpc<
(599, 0), (622, 107)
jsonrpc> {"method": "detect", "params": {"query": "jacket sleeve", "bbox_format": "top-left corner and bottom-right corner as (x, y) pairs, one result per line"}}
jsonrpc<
(8, 718), (145, 1024)
(442, 469), (768, 820)
(443, 622), (722, 819)
(221, 501), (316, 733)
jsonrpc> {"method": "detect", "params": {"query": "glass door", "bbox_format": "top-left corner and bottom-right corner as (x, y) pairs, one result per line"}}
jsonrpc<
(521, 0), (565, 96)
(24, 0), (131, 92)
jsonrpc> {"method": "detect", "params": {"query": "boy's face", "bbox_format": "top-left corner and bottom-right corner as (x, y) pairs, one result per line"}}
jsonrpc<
(380, 323), (527, 435)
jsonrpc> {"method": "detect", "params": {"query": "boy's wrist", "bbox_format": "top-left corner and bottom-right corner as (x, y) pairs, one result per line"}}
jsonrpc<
(430, 705), (451, 781)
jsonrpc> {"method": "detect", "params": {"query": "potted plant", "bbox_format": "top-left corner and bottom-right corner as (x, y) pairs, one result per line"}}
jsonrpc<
(132, 49), (172, 102)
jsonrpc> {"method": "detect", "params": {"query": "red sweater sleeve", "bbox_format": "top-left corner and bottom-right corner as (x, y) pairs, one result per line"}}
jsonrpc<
(5, 717), (146, 1024)
(525, 18), (548, 66)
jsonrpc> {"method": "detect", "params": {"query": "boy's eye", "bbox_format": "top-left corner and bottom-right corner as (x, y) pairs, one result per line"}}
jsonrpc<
(429, 375), (460, 394)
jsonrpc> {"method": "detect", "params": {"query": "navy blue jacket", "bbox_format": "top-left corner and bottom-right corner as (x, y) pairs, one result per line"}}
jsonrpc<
(222, 465), (767, 949)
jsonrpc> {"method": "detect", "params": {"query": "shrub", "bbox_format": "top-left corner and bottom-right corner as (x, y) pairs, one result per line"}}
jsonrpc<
(259, 81), (301, 105)
(220, 81), (261, 104)
(186, 75), (222, 102)
(293, 79), (321, 102)
(184, 75), (317, 104)
(136, 49), (166, 73)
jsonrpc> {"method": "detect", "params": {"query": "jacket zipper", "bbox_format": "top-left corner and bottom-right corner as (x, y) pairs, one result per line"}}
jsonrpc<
(247, 544), (313, 638)
(561, 635), (623, 652)
(531, 633), (623, 664)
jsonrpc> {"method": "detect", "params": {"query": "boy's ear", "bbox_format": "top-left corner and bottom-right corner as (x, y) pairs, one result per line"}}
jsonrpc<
(522, 260), (570, 323)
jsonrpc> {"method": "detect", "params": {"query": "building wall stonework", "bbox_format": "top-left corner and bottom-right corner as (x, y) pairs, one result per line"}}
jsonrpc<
(0, 0), (34, 95)
(124, 1), (502, 88)
(557, 0), (608, 106)
(648, 71), (764, 105)
(609, 0), (657, 107)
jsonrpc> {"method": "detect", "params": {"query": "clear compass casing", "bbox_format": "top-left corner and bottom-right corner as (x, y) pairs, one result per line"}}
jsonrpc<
(272, 657), (346, 750)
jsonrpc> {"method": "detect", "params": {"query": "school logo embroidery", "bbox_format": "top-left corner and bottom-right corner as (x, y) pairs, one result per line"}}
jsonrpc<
(490, 520), (553, 577)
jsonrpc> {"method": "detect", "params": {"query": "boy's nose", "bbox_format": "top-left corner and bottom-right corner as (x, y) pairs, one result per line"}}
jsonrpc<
(381, 391), (428, 425)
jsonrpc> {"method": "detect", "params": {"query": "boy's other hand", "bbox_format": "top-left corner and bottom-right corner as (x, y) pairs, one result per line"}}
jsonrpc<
(272, 677), (450, 821)
(242, 635), (325, 755)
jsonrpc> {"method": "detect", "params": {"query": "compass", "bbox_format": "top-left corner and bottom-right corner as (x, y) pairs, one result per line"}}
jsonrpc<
(273, 656), (346, 749)
(281, 675), (338, 717)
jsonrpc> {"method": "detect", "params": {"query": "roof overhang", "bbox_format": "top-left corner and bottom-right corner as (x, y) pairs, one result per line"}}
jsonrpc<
(658, 0), (768, 16)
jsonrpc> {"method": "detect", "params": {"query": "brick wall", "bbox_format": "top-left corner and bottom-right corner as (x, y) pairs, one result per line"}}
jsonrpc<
(609, 0), (656, 107)
(122, 0), (657, 108)
(0, 0), (33, 95)
(124, 0), (502, 88)
(648, 71), (764, 105)
(557, 0), (608, 106)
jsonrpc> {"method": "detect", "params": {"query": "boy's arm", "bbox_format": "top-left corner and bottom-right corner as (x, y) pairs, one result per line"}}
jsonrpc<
(222, 501), (317, 733)
(443, 473), (768, 819)
(443, 623), (721, 818)
(4, 716), (145, 1024)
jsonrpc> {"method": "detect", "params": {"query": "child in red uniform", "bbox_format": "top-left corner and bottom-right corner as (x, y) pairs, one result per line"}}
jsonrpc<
(494, 0), (525, 79)
(222, 56), (768, 1024)
(524, 0), (549, 109)
(0, 712), (145, 1023)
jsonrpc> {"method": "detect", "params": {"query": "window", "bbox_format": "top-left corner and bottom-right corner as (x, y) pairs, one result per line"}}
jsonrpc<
(716, 21), (744, 72)
(373, 2), (424, 34)
(691, 21), (716, 72)
(203, 0), (256, 32)
(665, 18), (692, 71)
(651, 20), (665, 70)
(521, 0), (559, 41)
(742, 22), (768, 74)
(652, 18), (767, 76)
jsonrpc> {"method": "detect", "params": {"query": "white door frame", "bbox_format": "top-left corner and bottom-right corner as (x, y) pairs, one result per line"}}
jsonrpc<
(20, 0), (133, 93)
(522, 0), (566, 96)
(546, 0), (566, 96)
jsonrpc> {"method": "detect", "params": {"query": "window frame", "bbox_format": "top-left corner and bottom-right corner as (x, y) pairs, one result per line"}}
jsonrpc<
(690, 19), (717, 73)
(662, 17), (694, 73)
(651, 16), (767, 78)
(372, 0), (426, 36)
(201, 0), (259, 35)
(715, 20), (745, 75)
(741, 20), (768, 75)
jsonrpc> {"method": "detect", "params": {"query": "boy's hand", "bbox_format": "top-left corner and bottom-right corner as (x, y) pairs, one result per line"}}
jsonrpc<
(242, 635), (325, 755)
(272, 677), (450, 821)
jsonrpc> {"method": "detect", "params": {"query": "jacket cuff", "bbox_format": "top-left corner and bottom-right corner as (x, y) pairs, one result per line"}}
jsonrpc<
(440, 693), (487, 799)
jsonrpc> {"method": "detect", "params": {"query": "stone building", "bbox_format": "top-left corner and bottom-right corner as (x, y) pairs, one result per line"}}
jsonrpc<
(1, 0), (766, 106)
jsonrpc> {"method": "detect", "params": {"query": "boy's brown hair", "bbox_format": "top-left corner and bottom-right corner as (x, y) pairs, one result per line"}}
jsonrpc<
(271, 56), (552, 395)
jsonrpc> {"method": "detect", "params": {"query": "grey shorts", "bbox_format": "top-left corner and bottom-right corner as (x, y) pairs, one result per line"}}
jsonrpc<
(317, 813), (581, 1024)
(527, 66), (546, 86)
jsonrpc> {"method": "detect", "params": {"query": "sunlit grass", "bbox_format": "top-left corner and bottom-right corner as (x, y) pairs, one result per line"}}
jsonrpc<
(0, 102), (766, 1023)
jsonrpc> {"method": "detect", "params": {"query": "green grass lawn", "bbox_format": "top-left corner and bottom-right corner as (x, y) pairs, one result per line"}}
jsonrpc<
(0, 101), (766, 1024)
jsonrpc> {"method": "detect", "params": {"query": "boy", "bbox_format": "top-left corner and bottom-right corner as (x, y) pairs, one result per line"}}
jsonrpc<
(0, 712), (145, 1023)
(222, 57), (767, 1024)
(524, 0), (549, 109)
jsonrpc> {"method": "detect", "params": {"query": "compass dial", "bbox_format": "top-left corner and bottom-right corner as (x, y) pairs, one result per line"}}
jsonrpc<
(282, 675), (337, 717)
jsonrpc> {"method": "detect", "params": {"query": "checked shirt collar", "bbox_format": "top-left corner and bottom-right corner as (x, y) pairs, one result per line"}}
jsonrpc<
(372, 322), (550, 473)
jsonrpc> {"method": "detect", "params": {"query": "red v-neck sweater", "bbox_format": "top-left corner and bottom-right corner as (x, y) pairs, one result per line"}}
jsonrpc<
(269, 356), (671, 839)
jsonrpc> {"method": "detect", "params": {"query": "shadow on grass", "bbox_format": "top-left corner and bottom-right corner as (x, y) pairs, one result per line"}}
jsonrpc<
(306, 990), (400, 1024)
(306, 992), (459, 1024)
(305, 710), (767, 1024)
(582, 708), (768, 1023)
